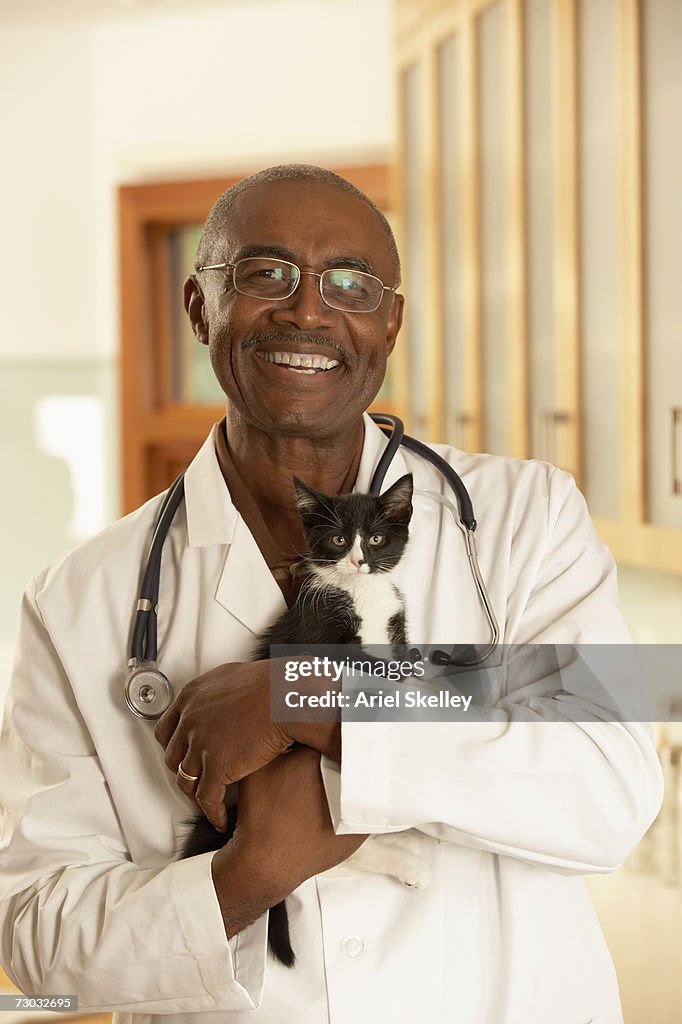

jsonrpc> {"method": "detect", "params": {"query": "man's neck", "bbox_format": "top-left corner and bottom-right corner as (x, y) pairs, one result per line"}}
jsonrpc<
(223, 411), (365, 516)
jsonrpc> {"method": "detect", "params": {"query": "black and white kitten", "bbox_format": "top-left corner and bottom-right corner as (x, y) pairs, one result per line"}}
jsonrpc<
(179, 473), (414, 968)
(254, 472), (413, 656)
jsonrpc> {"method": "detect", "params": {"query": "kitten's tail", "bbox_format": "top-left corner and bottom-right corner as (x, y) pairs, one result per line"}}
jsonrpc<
(179, 809), (296, 968)
(268, 902), (296, 968)
(178, 807), (237, 858)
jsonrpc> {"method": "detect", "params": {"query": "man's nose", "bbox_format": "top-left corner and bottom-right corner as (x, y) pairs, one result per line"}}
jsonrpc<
(270, 272), (337, 330)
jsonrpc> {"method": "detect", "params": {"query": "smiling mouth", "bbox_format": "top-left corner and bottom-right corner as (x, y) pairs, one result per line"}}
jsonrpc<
(256, 351), (341, 375)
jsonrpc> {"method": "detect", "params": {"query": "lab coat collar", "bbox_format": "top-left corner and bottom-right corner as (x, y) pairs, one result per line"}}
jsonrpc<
(184, 426), (285, 635)
(183, 425), (239, 548)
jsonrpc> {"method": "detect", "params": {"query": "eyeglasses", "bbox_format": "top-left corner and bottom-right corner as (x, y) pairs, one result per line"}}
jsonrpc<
(196, 257), (395, 313)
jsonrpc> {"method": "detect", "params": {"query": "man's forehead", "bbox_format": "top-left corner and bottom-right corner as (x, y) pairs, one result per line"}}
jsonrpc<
(232, 177), (371, 217)
(223, 179), (388, 257)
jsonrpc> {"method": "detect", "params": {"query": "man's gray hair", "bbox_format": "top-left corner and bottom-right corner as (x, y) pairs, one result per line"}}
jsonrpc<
(195, 164), (401, 287)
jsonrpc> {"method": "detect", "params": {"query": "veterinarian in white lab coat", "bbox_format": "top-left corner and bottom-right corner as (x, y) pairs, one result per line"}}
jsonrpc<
(0, 166), (663, 1024)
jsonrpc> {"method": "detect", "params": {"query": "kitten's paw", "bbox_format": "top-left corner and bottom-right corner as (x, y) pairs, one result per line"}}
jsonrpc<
(346, 832), (432, 889)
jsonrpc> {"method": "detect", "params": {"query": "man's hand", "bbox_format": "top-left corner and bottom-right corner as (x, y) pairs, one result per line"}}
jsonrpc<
(154, 661), (288, 829)
(211, 746), (366, 938)
(154, 659), (341, 830)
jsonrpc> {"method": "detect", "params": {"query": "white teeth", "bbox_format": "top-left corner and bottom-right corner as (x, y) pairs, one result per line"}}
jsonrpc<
(258, 351), (340, 371)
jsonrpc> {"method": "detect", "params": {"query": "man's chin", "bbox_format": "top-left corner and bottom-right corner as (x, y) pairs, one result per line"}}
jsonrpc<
(222, 367), (384, 438)
(233, 399), (367, 441)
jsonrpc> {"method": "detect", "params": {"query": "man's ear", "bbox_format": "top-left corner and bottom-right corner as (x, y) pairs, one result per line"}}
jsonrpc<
(385, 292), (404, 356)
(183, 275), (208, 346)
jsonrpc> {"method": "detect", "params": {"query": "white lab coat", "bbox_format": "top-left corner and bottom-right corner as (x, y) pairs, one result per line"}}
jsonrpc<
(0, 415), (663, 1024)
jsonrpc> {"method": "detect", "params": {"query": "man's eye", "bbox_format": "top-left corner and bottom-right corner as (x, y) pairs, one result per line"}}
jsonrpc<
(331, 535), (346, 547)
(368, 534), (384, 546)
(341, 278), (366, 295)
(249, 266), (284, 280)
(327, 270), (368, 295)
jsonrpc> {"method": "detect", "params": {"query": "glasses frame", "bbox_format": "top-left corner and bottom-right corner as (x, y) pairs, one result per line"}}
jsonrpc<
(196, 256), (396, 314)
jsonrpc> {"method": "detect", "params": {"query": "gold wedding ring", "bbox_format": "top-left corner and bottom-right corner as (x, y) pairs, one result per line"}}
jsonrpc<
(177, 763), (200, 783)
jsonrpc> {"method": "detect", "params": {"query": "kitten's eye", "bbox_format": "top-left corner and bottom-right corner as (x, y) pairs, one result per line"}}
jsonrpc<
(368, 534), (384, 546)
(331, 535), (346, 547)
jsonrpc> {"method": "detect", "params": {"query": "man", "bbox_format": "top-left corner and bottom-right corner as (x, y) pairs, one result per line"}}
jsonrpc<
(0, 165), (663, 1023)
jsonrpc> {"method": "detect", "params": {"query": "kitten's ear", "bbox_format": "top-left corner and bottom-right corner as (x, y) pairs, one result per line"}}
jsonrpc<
(379, 473), (413, 523)
(292, 477), (321, 515)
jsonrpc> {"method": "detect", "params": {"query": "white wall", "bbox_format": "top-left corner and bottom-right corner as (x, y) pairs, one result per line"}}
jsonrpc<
(0, 25), (96, 361)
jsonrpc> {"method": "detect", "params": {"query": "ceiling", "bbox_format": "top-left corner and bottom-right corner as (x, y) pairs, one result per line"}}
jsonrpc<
(0, 0), (251, 27)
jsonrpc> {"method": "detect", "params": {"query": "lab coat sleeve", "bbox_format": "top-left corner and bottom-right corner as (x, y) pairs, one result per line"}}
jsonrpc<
(0, 580), (267, 1014)
(321, 468), (664, 875)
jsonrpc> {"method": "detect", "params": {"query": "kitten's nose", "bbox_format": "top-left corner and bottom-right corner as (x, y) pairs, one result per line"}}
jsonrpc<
(349, 536), (365, 571)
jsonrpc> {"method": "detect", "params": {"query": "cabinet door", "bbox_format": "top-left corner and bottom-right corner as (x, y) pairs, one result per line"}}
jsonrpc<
(642, 0), (682, 529)
(478, 0), (509, 456)
(438, 32), (468, 448)
(400, 62), (430, 439)
(394, 0), (682, 571)
(524, 0), (557, 464)
(578, 0), (620, 519)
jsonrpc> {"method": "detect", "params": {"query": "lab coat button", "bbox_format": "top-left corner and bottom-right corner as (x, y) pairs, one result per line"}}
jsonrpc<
(341, 935), (365, 958)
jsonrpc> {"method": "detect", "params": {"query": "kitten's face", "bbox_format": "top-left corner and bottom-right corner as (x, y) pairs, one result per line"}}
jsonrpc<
(293, 474), (413, 580)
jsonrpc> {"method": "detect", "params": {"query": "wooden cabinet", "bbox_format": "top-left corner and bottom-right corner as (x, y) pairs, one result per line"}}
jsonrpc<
(394, 0), (682, 573)
(118, 165), (400, 513)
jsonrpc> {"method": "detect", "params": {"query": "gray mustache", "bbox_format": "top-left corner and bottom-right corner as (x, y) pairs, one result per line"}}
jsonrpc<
(242, 331), (357, 368)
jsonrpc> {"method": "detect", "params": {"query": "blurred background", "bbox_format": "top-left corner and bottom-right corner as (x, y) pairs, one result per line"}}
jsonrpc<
(0, 0), (680, 1021)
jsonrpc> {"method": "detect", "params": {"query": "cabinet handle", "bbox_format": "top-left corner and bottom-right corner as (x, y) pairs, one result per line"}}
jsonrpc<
(538, 410), (570, 464)
(673, 408), (682, 496)
(445, 412), (474, 450)
(454, 413), (472, 450)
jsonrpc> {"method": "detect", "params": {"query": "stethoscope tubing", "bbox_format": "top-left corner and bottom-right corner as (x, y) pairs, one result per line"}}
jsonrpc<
(369, 413), (476, 530)
(129, 471), (185, 666)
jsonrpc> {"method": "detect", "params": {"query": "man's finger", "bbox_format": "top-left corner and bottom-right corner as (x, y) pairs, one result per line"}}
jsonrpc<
(154, 704), (180, 748)
(196, 787), (229, 832)
(175, 759), (202, 796)
(163, 731), (187, 775)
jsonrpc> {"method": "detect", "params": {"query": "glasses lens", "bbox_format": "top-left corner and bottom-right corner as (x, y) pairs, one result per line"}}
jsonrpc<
(233, 258), (298, 298)
(321, 269), (383, 311)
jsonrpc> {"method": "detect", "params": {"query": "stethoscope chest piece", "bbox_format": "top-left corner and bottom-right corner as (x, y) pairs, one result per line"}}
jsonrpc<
(124, 660), (174, 720)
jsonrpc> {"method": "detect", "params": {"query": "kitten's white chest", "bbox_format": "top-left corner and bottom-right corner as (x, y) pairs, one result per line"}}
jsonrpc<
(344, 574), (402, 646)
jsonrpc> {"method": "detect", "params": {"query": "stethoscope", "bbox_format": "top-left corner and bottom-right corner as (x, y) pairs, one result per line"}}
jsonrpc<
(124, 413), (500, 720)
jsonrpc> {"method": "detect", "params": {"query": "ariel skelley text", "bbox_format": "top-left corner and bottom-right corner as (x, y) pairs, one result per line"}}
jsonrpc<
(284, 689), (473, 712)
